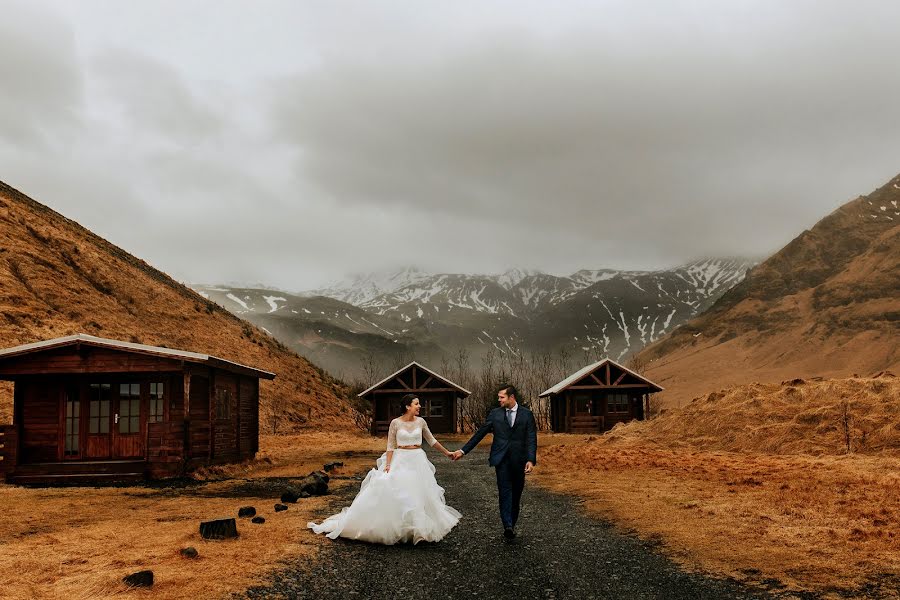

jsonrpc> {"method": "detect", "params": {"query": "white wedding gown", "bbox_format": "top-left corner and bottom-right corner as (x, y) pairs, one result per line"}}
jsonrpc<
(307, 417), (462, 544)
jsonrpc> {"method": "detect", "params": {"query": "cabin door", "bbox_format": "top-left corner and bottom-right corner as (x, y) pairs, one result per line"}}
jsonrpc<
(112, 383), (144, 458)
(85, 383), (113, 458)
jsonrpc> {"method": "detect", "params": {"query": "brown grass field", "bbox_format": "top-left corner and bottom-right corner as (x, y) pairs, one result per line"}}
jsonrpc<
(0, 433), (385, 600)
(535, 376), (900, 599)
(2, 377), (898, 599)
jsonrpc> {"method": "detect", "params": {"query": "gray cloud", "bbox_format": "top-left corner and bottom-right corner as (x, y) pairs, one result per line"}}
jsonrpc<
(2, 1), (900, 290)
(0, 2), (83, 147)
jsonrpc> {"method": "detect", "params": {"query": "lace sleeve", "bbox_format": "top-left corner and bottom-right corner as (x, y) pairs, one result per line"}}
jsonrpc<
(387, 419), (398, 451)
(420, 418), (437, 447)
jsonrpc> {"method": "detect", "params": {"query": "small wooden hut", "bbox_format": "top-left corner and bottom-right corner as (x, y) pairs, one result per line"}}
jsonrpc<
(0, 334), (274, 484)
(540, 358), (662, 434)
(359, 361), (470, 436)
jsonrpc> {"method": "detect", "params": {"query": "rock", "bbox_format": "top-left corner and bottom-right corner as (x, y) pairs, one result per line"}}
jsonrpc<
(251, 516), (266, 524)
(323, 461), (344, 472)
(180, 547), (198, 559)
(199, 518), (238, 539)
(123, 570), (154, 587)
(300, 490), (311, 498)
(280, 489), (301, 503)
(274, 504), (288, 512)
(238, 506), (257, 518)
(300, 471), (329, 496)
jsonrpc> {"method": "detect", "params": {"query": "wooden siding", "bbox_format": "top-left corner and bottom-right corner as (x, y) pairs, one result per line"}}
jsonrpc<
(0, 425), (18, 477)
(0, 346), (183, 376)
(20, 381), (60, 462)
(213, 372), (239, 461)
(239, 376), (257, 456)
(147, 420), (184, 477)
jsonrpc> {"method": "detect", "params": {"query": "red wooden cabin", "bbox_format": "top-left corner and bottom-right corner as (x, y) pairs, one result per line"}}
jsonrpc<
(0, 334), (274, 484)
(540, 358), (663, 434)
(359, 361), (470, 436)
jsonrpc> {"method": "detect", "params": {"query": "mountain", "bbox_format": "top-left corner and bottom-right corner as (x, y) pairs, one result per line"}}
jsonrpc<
(0, 180), (353, 430)
(192, 287), (442, 378)
(198, 258), (755, 379)
(634, 173), (900, 407)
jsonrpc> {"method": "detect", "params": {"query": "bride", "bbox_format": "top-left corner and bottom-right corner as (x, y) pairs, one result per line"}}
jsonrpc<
(307, 394), (462, 544)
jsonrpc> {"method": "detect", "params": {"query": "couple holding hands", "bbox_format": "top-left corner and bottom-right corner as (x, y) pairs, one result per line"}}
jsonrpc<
(308, 385), (538, 544)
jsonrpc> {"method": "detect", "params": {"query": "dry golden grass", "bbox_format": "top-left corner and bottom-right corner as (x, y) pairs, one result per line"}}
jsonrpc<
(533, 377), (900, 598)
(614, 376), (900, 455)
(0, 432), (385, 600)
(0, 181), (354, 432)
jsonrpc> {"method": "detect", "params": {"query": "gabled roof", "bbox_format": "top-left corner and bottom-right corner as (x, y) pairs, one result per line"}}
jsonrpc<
(539, 357), (662, 397)
(358, 360), (471, 398)
(0, 334), (276, 379)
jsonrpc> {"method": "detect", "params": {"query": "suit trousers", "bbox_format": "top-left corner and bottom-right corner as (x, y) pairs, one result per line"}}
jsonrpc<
(495, 454), (526, 528)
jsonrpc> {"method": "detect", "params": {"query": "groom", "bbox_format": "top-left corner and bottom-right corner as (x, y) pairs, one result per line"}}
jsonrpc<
(452, 384), (537, 539)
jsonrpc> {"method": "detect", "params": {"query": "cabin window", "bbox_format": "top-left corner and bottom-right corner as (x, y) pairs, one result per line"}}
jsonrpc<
(118, 383), (141, 433)
(427, 398), (444, 417)
(149, 382), (165, 423)
(606, 393), (630, 413)
(64, 389), (80, 456)
(215, 387), (232, 420)
(89, 383), (111, 434)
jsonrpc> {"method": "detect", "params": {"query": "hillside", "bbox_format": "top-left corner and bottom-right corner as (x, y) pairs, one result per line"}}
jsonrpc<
(597, 375), (900, 455)
(635, 174), (900, 406)
(0, 180), (353, 430)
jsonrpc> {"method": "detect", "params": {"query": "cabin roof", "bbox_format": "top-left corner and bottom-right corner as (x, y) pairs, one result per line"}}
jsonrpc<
(359, 360), (471, 397)
(0, 334), (276, 379)
(538, 357), (663, 397)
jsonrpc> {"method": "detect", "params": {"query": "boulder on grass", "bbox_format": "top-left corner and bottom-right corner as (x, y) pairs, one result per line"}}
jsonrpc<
(274, 504), (288, 512)
(280, 488), (301, 503)
(238, 506), (257, 518)
(123, 570), (154, 587)
(300, 471), (329, 496)
(180, 547), (198, 559)
(199, 518), (238, 540)
(251, 516), (266, 524)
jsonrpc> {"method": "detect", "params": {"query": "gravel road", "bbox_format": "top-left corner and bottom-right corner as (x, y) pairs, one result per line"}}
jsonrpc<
(242, 448), (806, 600)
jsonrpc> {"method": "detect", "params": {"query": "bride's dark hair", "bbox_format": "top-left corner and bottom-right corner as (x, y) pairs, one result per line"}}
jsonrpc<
(399, 394), (418, 414)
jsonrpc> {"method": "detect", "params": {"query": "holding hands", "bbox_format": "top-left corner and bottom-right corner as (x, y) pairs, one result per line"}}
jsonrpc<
(449, 450), (464, 461)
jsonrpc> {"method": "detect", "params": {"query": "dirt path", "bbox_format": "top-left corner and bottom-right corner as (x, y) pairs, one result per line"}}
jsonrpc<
(242, 448), (805, 599)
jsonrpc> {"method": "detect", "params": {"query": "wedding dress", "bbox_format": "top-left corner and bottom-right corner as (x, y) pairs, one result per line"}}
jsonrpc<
(307, 417), (462, 544)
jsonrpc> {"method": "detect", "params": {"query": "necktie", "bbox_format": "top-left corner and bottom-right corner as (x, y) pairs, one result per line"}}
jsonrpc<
(507, 409), (513, 427)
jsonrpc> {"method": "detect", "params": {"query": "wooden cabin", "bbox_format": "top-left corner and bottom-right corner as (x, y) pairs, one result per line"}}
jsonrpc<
(0, 334), (275, 484)
(540, 358), (663, 434)
(359, 361), (470, 436)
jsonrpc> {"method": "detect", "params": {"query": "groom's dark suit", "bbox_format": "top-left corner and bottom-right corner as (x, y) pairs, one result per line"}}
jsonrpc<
(461, 404), (537, 529)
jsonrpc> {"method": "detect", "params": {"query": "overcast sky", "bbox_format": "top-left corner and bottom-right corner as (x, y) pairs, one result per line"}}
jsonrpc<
(2, 1), (899, 291)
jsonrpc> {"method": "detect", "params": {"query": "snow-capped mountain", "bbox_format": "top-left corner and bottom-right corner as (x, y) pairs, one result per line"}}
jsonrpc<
(195, 257), (755, 378)
(309, 266), (431, 306)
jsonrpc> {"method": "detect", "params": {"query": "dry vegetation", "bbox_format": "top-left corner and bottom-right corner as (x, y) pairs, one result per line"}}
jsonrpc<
(636, 174), (900, 410)
(534, 376), (900, 598)
(0, 181), (356, 431)
(0, 433), (385, 600)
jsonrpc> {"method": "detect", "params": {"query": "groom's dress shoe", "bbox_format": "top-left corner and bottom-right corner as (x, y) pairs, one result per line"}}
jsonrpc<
(503, 527), (516, 539)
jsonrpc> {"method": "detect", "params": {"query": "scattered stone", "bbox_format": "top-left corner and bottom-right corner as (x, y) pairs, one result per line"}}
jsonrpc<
(180, 547), (198, 559)
(300, 471), (329, 496)
(252, 516), (266, 524)
(123, 570), (154, 588)
(323, 461), (344, 472)
(281, 489), (301, 503)
(238, 506), (257, 518)
(199, 518), (238, 540)
(274, 504), (288, 512)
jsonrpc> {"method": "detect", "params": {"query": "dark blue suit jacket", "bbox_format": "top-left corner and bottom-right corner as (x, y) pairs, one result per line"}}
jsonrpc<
(461, 405), (538, 467)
